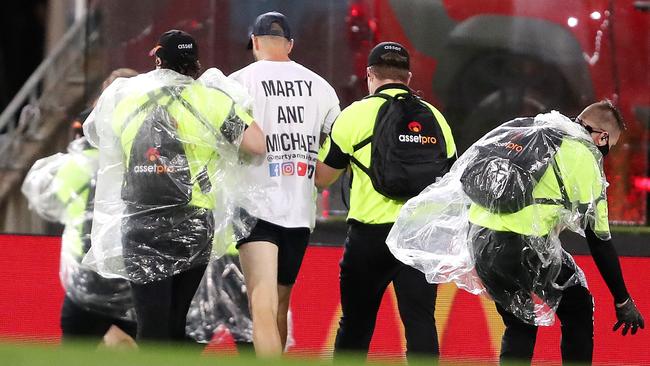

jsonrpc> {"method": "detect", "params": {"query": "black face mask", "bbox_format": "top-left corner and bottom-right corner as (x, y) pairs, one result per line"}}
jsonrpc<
(575, 117), (610, 157)
(598, 144), (610, 157)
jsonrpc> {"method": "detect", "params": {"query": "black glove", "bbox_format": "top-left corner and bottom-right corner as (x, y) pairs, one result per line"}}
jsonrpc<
(613, 298), (645, 335)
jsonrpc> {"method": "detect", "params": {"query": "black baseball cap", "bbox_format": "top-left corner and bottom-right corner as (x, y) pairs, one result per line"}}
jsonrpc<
(246, 11), (293, 49)
(367, 42), (410, 69)
(149, 29), (199, 66)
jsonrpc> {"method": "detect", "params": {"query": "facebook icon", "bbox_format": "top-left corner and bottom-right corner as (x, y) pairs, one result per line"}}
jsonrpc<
(269, 163), (280, 177)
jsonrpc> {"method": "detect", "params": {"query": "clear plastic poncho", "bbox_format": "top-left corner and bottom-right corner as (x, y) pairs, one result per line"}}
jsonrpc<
(21, 138), (135, 321)
(82, 68), (267, 284)
(386, 111), (609, 325)
(185, 252), (253, 344)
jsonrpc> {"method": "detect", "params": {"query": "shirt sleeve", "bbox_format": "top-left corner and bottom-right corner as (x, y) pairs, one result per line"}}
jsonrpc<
(318, 108), (355, 169)
(220, 99), (253, 143)
(318, 134), (349, 169)
(321, 87), (341, 135)
(585, 226), (629, 303)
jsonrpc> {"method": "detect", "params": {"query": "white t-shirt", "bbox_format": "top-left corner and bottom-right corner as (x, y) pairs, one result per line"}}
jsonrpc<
(230, 60), (340, 229)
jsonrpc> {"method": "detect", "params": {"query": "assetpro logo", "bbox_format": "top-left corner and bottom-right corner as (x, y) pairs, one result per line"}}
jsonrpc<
(146, 147), (160, 161)
(399, 121), (437, 145)
(132, 147), (176, 174)
(408, 121), (422, 133)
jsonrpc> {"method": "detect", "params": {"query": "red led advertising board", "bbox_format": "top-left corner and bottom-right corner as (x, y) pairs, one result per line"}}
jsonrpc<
(0, 235), (648, 364)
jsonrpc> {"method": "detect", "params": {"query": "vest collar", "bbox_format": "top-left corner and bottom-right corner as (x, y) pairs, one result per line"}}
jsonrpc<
(374, 83), (410, 94)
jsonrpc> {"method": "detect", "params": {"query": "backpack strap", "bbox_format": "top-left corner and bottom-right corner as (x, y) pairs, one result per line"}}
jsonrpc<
(349, 153), (371, 178)
(120, 86), (221, 141)
(159, 87), (220, 194)
(121, 90), (167, 132)
(363, 93), (393, 101)
(533, 155), (570, 208)
(80, 176), (97, 255)
(349, 93), (394, 177)
(63, 181), (92, 208)
(550, 155), (570, 209)
(350, 133), (373, 177)
(124, 87), (218, 195)
(160, 87), (220, 139)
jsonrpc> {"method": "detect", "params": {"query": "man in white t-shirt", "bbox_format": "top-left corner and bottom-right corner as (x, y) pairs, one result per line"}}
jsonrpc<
(230, 11), (340, 357)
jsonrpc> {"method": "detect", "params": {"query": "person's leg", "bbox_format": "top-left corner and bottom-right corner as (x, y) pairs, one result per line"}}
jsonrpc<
(495, 303), (538, 363)
(555, 285), (594, 364)
(277, 284), (292, 349)
(102, 324), (138, 349)
(239, 241), (282, 357)
(121, 208), (174, 342)
(393, 264), (439, 359)
(170, 264), (209, 341)
(112, 318), (138, 341)
(275, 226), (310, 350)
(334, 223), (395, 359)
(59, 295), (117, 343)
(469, 224), (539, 362)
(130, 277), (173, 341)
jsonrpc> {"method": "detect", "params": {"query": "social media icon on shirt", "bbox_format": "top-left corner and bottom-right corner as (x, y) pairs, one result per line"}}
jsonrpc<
(307, 164), (315, 178)
(269, 163), (280, 177)
(282, 162), (295, 176)
(297, 162), (307, 176)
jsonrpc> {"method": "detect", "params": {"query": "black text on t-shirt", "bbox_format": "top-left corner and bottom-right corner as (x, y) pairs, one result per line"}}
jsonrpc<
(266, 133), (318, 154)
(261, 80), (313, 97)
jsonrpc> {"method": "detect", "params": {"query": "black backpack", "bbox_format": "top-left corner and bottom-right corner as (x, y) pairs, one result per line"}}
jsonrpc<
(121, 87), (214, 207)
(350, 91), (454, 201)
(459, 117), (569, 214)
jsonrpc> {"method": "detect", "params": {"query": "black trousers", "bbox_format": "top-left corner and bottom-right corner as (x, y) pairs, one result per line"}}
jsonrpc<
(470, 225), (594, 364)
(122, 205), (213, 342)
(60, 295), (137, 343)
(496, 285), (594, 364)
(334, 221), (439, 360)
(130, 264), (208, 342)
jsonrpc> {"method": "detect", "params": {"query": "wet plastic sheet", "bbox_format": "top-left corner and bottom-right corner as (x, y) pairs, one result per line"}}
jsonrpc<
(387, 112), (608, 325)
(21, 153), (69, 222)
(82, 68), (267, 284)
(199, 68), (254, 112)
(186, 253), (252, 344)
(21, 139), (135, 320)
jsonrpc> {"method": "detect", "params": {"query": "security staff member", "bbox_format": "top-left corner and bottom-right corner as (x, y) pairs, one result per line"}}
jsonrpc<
(468, 101), (644, 364)
(315, 42), (456, 360)
(97, 30), (265, 342)
(23, 68), (139, 346)
(56, 120), (137, 346)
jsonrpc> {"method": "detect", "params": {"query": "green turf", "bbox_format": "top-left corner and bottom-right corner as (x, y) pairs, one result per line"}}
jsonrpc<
(0, 340), (518, 366)
(2, 341), (309, 366)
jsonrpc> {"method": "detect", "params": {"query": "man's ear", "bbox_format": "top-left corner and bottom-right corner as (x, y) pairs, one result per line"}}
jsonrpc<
(406, 71), (413, 86)
(600, 131), (609, 145)
(155, 57), (162, 67)
(287, 39), (294, 54)
(252, 35), (258, 51)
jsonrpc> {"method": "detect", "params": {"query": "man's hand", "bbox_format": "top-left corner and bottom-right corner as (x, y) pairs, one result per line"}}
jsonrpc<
(613, 298), (645, 335)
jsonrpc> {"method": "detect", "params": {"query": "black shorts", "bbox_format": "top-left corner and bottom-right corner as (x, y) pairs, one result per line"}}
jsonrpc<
(236, 219), (310, 285)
